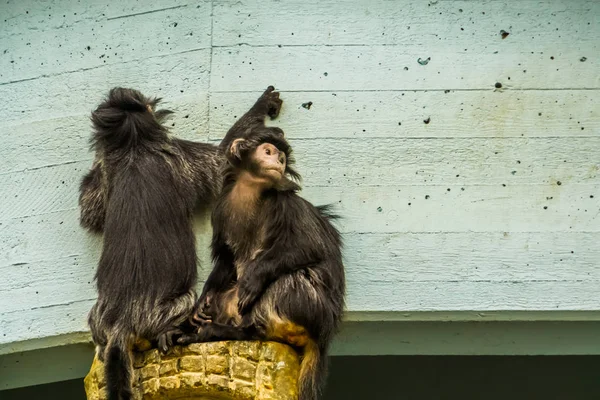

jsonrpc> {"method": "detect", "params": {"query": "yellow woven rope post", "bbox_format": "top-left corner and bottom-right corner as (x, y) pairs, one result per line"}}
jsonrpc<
(84, 341), (300, 400)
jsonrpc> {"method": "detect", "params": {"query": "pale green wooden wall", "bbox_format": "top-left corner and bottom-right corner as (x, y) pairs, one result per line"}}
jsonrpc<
(0, 0), (599, 376)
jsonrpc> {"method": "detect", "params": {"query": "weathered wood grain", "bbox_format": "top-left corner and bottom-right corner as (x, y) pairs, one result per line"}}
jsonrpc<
(1, 135), (598, 218)
(209, 90), (600, 139)
(0, 95), (210, 174)
(0, 50), (210, 125)
(213, 0), (599, 47)
(2, 88), (597, 174)
(0, 2), (211, 84)
(211, 43), (599, 91)
(2, 230), (599, 318)
(0, 0), (599, 353)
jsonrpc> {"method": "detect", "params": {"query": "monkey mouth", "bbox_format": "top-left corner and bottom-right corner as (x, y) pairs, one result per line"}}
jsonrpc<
(266, 167), (284, 175)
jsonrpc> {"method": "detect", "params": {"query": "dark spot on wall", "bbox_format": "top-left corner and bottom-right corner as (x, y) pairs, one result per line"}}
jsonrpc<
(495, 82), (502, 88)
(423, 117), (431, 124)
(543, 206), (548, 209)
(301, 102), (313, 110)
(404, 66), (409, 71)
(425, 195), (430, 199)
(557, 181), (562, 185)
(590, 195), (594, 198)
(511, 171), (517, 175)
(500, 30), (510, 39)
(172, 22), (178, 27)
(502, 184), (506, 187)
(580, 57), (587, 62)
(398, 122), (402, 126)
(324, 72), (328, 76)
(377, 207), (383, 212)
(461, 188), (465, 191)
(550, 56), (554, 60)
(417, 57), (431, 65)
(86, 46), (91, 50)
(447, 188), (451, 191)
(517, 160), (521, 164)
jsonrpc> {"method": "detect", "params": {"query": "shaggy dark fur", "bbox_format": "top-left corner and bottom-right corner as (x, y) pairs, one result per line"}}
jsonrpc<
(79, 86), (283, 400)
(179, 115), (346, 400)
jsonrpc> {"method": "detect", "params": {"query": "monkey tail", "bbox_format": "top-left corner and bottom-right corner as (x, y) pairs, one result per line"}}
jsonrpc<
(90, 87), (173, 150)
(104, 334), (134, 400)
(298, 340), (328, 400)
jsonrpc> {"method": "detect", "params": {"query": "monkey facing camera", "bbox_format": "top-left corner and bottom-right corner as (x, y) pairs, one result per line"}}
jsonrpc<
(178, 113), (346, 400)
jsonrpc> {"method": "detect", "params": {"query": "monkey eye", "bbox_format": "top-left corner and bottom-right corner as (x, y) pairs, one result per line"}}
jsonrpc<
(265, 148), (271, 155)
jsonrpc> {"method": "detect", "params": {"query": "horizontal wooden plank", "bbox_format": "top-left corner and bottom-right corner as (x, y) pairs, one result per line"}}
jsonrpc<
(2, 279), (600, 347)
(332, 321), (600, 356)
(211, 42), (599, 91)
(0, 95), (210, 174)
(0, 50), (210, 125)
(209, 90), (600, 139)
(0, 0), (192, 34)
(213, 0), (600, 47)
(2, 230), (598, 316)
(342, 232), (600, 282)
(3, 136), (598, 217)
(0, 2), (211, 84)
(1, 181), (598, 238)
(346, 280), (600, 311)
(301, 185), (599, 233)
(0, 299), (93, 346)
(3, 88), (597, 174)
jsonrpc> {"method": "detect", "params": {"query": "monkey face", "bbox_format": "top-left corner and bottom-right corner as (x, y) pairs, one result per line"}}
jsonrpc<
(250, 143), (287, 183)
(228, 137), (300, 192)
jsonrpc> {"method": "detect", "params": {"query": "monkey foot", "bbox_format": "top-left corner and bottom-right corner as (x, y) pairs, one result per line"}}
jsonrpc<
(157, 328), (183, 354)
(176, 332), (206, 346)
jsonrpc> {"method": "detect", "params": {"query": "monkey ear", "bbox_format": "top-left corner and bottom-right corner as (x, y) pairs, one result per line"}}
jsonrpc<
(230, 138), (246, 160)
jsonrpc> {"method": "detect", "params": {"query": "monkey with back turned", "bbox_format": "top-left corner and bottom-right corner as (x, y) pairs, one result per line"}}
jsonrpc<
(178, 117), (346, 400)
(79, 86), (283, 400)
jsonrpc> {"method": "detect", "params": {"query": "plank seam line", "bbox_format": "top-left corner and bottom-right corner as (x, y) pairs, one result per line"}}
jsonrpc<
(211, 42), (599, 49)
(207, 0), (215, 140)
(211, 88), (600, 93)
(0, 47), (210, 87)
(106, 3), (191, 21)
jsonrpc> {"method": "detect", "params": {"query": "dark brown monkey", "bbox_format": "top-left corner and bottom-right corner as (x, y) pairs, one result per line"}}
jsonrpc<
(78, 86), (282, 400)
(178, 129), (346, 400)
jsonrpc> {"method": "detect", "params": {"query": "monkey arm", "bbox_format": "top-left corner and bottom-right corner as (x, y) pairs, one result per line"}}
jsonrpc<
(78, 158), (106, 233)
(237, 248), (318, 316)
(194, 232), (237, 322)
(219, 86), (283, 151)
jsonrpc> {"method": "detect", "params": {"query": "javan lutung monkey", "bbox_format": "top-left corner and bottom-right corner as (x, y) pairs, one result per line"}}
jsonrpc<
(178, 122), (346, 400)
(78, 86), (283, 400)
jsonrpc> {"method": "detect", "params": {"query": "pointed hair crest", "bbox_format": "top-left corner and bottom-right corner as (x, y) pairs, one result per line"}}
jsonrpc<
(90, 87), (173, 153)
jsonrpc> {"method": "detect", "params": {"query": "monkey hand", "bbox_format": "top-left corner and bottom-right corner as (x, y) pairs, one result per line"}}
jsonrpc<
(190, 295), (213, 326)
(237, 276), (263, 316)
(254, 85), (282, 119)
